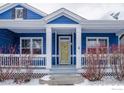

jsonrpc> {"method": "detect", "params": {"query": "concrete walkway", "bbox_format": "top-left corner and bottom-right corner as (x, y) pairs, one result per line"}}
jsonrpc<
(39, 74), (83, 85)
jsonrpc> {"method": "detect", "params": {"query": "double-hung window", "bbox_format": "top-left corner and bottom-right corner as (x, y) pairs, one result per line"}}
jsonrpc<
(86, 37), (108, 54)
(21, 38), (43, 54)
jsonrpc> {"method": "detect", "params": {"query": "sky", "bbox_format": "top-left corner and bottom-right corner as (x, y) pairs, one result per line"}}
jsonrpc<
(1, 3), (124, 20)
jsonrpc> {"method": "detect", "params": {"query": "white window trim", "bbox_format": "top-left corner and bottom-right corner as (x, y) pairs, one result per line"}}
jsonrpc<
(86, 37), (109, 53)
(20, 37), (43, 54)
(15, 7), (24, 20)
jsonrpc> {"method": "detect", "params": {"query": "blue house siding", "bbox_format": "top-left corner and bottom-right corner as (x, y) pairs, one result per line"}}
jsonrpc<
(0, 9), (12, 19)
(81, 33), (118, 54)
(0, 5), (43, 19)
(17, 33), (46, 54)
(26, 9), (43, 19)
(0, 29), (18, 53)
(48, 15), (78, 24)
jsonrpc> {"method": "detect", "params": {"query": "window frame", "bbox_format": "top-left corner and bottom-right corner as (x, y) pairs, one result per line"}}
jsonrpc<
(86, 37), (109, 54)
(20, 37), (43, 54)
(15, 7), (24, 20)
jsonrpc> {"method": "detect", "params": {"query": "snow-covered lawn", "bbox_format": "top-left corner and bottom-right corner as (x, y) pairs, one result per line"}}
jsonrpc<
(0, 75), (51, 85)
(0, 75), (124, 85)
(0, 79), (39, 85)
(76, 76), (124, 85)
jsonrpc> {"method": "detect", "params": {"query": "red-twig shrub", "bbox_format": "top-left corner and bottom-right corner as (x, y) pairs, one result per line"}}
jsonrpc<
(83, 46), (107, 81)
(110, 45), (124, 81)
(14, 54), (33, 84)
(0, 46), (17, 81)
(0, 45), (33, 83)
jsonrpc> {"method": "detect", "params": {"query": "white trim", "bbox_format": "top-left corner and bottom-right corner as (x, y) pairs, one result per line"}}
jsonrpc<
(76, 26), (82, 69)
(20, 38), (22, 54)
(15, 7), (23, 9)
(118, 36), (120, 46)
(55, 32), (57, 65)
(0, 3), (16, 13)
(1, 20), (124, 30)
(59, 36), (71, 65)
(0, 3), (47, 17)
(46, 24), (81, 28)
(86, 37), (109, 53)
(43, 8), (86, 24)
(21, 3), (47, 16)
(20, 37), (43, 54)
(72, 32), (75, 65)
(46, 27), (52, 69)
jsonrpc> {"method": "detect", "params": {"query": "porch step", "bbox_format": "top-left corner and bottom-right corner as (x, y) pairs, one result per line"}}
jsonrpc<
(50, 68), (78, 74)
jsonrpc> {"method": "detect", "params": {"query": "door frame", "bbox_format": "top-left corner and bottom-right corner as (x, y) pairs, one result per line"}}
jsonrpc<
(59, 36), (71, 65)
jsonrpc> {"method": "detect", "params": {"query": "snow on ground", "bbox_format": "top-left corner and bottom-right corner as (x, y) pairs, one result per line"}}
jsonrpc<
(0, 80), (14, 85)
(0, 79), (40, 85)
(76, 76), (124, 86)
(0, 75), (51, 85)
(41, 75), (51, 81)
(0, 75), (124, 85)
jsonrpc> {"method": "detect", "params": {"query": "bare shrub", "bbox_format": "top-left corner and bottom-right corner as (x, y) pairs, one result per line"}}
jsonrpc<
(0, 45), (33, 83)
(110, 45), (124, 81)
(0, 45), (17, 81)
(83, 45), (107, 81)
(14, 54), (33, 84)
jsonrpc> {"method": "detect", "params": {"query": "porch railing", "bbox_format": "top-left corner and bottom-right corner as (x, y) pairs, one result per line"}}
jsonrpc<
(81, 54), (109, 68)
(0, 54), (46, 68)
(81, 54), (124, 68)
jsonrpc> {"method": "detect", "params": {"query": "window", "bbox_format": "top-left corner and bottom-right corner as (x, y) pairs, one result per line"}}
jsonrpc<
(32, 39), (42, 54)
(20, 38), (43, 54)
(98, 39), (107, 47)
(15, 8), (23, 19)
(87, 38), (97, 53)
(87, 37), (108, 54)
(21, 39), (31, 54)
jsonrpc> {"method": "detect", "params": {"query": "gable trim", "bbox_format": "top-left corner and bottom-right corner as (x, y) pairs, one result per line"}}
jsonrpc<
(0, 3), (47, 17)
(48, 14), (79, 24)
(43, 8), (87, 24)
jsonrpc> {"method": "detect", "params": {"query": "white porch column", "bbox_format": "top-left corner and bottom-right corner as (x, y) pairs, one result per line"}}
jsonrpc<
(76, 26), (82, 69)
(46, 27), (52, 69)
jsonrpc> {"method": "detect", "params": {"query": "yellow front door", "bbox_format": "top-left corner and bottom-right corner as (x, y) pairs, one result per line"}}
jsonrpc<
(59, 39), (70, 64)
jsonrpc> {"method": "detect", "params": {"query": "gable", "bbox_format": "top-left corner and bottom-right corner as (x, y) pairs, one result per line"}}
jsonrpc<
(48, 15), (78, 24)
(0, 4), (44, 19)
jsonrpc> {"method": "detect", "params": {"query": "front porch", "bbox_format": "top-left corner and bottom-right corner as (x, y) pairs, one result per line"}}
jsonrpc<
(0, 24), (123, 74)
(0, 25), (83, 71)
